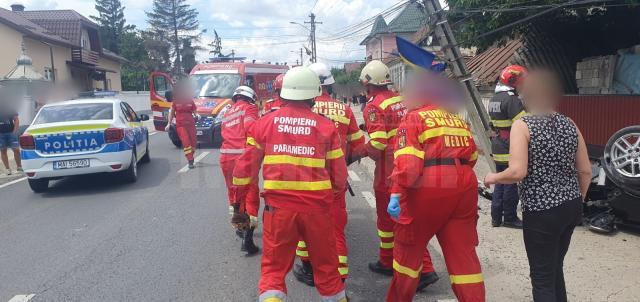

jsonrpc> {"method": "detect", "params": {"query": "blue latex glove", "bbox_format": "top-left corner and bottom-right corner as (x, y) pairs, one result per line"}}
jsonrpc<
(387, 194), (401, 219)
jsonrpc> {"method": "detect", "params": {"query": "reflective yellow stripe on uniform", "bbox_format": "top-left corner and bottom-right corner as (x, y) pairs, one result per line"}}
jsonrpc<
(379, 96), (403, 110)
(338, 267), (349, 275)
(339, 255), (348, 264)
(328, 115), (351, 125)
(491, 119), (513, 128)
(233, 177), (251, 185)
(264, 180), (332, 191)
(296, 250), (309, 257)
(418, 127), (471, 143)
(326, 148), (344, 160)
(393, 260), (422, 279)
(246, 137), (262, 149)
(450, 273), (484, 285)
(492, 153), (510, 163)
(378, 229), (394, 238)
(369, 131), (388, 139)
(513, 110), (527, 121)
(370, 140), (387, 150)
(297, 241), (307, 248)
(263, 298), (283, 302)
(394, 146), (425, 159)
(380, 242), (394, 249)
(264, 155), (325, 168)
(387, 128), (398, 138)
(470, 151), (478, 161)
(348, 130), (364, 141)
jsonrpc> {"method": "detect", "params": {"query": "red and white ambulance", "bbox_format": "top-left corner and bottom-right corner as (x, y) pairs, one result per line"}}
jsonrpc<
(149, 62), (288, 146)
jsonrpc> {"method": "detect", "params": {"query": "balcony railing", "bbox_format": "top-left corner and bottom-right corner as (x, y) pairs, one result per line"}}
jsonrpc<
(71, 47), (99, 65)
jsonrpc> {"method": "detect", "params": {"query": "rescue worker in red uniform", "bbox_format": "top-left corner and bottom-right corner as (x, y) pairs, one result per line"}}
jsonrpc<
(360, 60), (438, 290)
(385, 71), (485, 302)
(488, 65), (527, 228)
(220, 85), (261, 256)
(233, 66), (348, 302)
(293, 62), (366, 285)
(165, 80), (198, 168)
(263, 74), (286, 113)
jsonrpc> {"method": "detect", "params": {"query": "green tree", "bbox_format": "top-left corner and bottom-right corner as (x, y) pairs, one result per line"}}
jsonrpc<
(120, 30), (152, 90)
(91, 0), (130, 54)
(146, 0), (203, 75)
(331, 65), (363, 85)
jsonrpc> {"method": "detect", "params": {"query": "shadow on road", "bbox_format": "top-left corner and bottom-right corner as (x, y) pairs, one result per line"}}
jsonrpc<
(40, 158), (171, 198)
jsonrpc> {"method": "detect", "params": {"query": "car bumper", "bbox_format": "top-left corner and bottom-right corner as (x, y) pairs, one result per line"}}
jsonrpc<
(196, 122), (221, 143)
(22, 150), (133, 179)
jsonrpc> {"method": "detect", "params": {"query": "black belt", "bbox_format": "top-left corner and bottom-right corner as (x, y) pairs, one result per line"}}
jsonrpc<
(424, 158), (469, 167)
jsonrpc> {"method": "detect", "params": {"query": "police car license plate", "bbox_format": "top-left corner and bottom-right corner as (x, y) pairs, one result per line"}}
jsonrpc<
(53, 159), (90, 170)
(196, 130), (203, 136)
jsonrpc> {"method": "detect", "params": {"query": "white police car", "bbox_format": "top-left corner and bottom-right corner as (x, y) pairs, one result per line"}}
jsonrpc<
(19, 98), (150, 192)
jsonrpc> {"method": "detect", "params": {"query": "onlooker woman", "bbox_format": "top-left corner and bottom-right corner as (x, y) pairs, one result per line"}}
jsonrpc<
(484, 69), (592, 302)
(0, 109), (22, 175)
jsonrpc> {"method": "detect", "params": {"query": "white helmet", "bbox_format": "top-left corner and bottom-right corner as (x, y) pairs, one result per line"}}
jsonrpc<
(360, 60), (392, 86)
(280, 66), (322, 101)
(308, 62), (335, 86)
(232, 85), (256, 102)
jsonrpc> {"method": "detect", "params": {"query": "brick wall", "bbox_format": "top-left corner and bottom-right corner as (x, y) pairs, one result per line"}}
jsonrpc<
(576, 55), (617, 94)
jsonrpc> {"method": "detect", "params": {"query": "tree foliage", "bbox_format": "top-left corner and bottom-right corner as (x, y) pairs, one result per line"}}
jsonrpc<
(91, 0), (130, 54)
(331, 65), (364, 85)
(119, 30), (153, 90)
(146, 0), (203, 75)
(446, 0), (640, 51)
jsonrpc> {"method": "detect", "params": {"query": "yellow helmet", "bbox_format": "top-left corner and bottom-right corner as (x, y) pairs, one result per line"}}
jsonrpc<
(280, 66), (322, 101)
(360, 60), (392, 86)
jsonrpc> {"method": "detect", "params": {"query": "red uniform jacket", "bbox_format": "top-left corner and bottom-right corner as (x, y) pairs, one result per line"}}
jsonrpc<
(172, 100), (197, 126)
(263, 96), (285, 113)
(220, 100), (259, 155)
(390, 104), (478, 223)
(312, 92), (365, 162)
(232, 102), (348, 213)
(362, 90), (407, 189)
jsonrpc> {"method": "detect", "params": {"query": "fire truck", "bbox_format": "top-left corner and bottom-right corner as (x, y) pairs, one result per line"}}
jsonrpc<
(149, 62), (288, 146)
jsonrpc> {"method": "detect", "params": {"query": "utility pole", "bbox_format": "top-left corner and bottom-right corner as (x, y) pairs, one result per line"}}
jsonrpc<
(422, 0), (496, 171)
(305, 13), (322, 63)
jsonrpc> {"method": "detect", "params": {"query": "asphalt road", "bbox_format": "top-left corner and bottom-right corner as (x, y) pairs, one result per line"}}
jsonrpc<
(0, 132), (457, 302)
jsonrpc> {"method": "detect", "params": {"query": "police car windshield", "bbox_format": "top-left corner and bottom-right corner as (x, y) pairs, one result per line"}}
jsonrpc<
(34, 103), (113, 124)
(192, 73), (241, 98)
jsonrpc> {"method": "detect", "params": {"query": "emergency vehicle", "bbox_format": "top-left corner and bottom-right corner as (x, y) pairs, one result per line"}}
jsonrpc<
(149, 62), (288, 147)
(19, 97), (151, 193)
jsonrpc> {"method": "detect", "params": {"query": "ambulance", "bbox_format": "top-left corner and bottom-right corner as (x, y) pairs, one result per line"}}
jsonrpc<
(149, 62), (289, 147)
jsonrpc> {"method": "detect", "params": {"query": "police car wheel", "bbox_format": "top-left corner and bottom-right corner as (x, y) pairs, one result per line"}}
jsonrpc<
(140, 138), (151, 164)
(603, 126), (640, 196)
(28, 178), (49, 193)
(121, 151), (138, 183)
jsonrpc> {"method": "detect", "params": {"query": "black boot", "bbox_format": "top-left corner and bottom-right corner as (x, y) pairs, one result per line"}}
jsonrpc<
(188, 160), (195, 169)
(503, 218), (523, 229)
(293, 260), (315, 287)
(236, 229), (245, 239)
(368, 261), (393, 276)
(417, 272), (440, 291)
(241, 227), (260, 256)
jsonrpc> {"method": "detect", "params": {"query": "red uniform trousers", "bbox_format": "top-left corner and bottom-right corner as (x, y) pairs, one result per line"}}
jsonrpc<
(374, 161), (434, 274)
(386, 168), (485, 302)
(176, 123), (197, 161)
(296, 189), (349, 278)
(259, 205), (346, 302)
(219, 154), (260, 216)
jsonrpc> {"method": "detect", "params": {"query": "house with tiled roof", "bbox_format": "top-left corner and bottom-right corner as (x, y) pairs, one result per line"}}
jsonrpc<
(0, 4), (125, 92)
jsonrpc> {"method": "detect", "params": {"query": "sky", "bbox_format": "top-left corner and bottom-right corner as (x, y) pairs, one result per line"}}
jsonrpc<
(0, 0), (434, 67)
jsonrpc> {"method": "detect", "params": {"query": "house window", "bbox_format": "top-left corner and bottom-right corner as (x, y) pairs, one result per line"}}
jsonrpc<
(44, 67), (56, 81)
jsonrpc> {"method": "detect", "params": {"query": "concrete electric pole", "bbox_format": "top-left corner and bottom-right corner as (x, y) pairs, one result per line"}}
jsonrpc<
(422, 0), (496, 171)
(305, 13), (322, 63)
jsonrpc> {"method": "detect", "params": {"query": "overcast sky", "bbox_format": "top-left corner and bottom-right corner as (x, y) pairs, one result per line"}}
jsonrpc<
(1, 0), (442, 67)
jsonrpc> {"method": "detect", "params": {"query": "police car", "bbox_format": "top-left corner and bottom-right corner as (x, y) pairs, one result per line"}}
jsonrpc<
(19, 98), (150, 192)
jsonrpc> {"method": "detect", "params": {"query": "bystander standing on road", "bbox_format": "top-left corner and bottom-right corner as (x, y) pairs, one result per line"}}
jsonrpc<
(0, 107), (22, 175)
(485, 69), (592, 302)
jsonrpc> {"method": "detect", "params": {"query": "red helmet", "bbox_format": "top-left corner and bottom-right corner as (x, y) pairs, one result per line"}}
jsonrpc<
(499, 65), (528, 88)
(274, 74), (285, 91)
